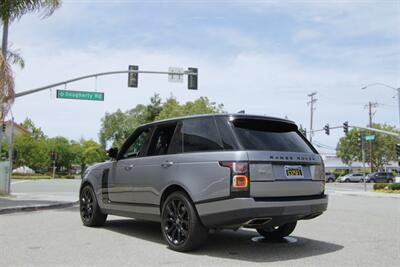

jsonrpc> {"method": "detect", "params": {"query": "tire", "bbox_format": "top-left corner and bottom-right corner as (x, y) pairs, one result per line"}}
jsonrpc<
(328, 178), (334, 183)
(387, 179), (393, 183)
(359, 179), (364, 183)
(80, 185), (107, 227)
(345, 179), (350, 183)
(161, 191), (208, 252)
(370, 179), (375, 183)
(257, 221), (297, 240)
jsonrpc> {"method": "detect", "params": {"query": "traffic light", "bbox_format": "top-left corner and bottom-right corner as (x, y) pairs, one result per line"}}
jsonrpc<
(324, 124), (330, 135)
(343, 121), (349, 135)
(1, 122), (6, 132)
(357, 132), (364, 147)
(128, 65), (138, 88)
(188, 67), (198, 90)
(396, 144), (400, 158)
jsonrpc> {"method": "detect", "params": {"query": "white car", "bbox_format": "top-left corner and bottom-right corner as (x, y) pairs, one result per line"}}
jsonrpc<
(339, 173), (365, 183)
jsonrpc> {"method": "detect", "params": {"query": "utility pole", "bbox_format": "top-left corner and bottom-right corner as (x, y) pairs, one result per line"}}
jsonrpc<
(360, 131), (367, 192)
(366, 102), (378, 172)
(307, 92), (317, 143)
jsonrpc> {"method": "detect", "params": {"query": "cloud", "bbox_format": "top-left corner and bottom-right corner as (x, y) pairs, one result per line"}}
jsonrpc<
(4, 1), (399, 151)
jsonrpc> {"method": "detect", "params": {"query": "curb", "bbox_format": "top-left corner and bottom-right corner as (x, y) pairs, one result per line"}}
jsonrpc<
(0, 201), (78, 215)
(328, 191), (400, 199)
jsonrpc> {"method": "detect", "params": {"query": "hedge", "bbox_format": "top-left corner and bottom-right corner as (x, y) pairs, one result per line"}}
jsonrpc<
(373, 183), (400, 191)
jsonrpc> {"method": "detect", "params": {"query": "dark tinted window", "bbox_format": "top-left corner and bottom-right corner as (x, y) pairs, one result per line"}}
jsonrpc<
(182, 117), (224, 152)
(232, 119), (314, 153)
(168, 122), (183, 154)
(147, 124), (176, 156)
(123, 128), (151, 158)
(215, 117), (236, 150)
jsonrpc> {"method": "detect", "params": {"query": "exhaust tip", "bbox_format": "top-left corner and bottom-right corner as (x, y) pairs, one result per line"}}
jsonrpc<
(244, 218), (272, 226)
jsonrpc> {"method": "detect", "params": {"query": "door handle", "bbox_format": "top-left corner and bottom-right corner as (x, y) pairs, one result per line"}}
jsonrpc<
(124, 164), (134, 171)
(161, 161), (174, 168)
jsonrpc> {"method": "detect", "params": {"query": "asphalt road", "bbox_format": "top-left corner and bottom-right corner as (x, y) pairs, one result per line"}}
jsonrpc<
(1, 194), (399, 267)
(11, 178), (81, 194)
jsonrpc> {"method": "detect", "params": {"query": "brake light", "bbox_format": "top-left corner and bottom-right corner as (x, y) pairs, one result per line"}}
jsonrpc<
(219, 162), (248, 174)
(219, 161), (250, 196)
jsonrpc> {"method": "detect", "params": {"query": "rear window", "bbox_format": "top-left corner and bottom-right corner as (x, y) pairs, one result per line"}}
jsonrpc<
(231, 119), (315, 153)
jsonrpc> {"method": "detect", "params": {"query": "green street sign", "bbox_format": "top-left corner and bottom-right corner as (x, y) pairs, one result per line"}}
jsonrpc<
(56, 90), (104, 101)
(365, 135), (375, 141)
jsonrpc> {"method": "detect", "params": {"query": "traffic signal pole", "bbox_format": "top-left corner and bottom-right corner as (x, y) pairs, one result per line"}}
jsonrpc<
(15, 69), (198, 98)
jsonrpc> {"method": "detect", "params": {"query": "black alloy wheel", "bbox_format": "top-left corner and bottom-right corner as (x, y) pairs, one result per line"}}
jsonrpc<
(161, 191), (208, 251)
(163, 198), (189, 246)
(80, 185), (107, 227)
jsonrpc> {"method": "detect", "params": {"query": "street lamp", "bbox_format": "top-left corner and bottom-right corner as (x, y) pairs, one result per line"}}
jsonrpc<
(361, 83), (400, 128)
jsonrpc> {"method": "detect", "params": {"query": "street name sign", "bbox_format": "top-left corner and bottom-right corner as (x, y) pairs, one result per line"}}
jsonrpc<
(365, 135), (375, 141)
(56, 90), (104, 101)
(168, 67), (184, 83)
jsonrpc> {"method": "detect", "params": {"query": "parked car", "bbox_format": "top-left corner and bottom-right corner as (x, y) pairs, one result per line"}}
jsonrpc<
(339, 173), (365, 183)
(325, 172), (336, 183)
(79, 114), (328, 251)
(366, 172), (395, 183)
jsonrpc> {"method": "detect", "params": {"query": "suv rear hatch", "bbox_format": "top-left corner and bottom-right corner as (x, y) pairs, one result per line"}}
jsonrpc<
(231, 117), (325, 198)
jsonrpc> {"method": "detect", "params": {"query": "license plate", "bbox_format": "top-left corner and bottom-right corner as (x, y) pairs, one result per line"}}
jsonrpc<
(284, 166), (304, 178)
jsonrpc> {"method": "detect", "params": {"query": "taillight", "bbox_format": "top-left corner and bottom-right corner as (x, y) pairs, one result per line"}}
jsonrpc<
(219, 161), (250, 196)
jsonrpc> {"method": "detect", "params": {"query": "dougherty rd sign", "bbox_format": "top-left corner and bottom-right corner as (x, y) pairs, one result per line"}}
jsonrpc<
(56, 90), (104, 101)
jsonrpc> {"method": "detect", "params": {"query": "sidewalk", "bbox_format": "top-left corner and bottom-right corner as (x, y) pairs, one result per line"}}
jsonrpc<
(0, 179), (80, 214)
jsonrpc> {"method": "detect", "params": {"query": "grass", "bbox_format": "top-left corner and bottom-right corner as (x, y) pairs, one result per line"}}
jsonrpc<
(12, 175), (75, 180)
(12, 175), (52, 180)
(373, 189), (400, 194)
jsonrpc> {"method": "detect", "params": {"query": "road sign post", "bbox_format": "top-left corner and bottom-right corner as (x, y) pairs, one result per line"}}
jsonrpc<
(56, 90), (104, 101)
(365, 135), (375, 141)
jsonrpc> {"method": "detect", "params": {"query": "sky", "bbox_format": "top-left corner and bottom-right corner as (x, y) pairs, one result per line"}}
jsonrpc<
(4, 0), (400, 152)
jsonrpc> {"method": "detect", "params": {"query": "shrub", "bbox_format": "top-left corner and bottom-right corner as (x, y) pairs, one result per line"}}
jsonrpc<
(389, 183), (400, 191)
(373, 183), (389, 190)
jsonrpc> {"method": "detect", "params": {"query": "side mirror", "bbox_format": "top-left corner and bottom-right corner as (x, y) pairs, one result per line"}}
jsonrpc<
(107, 147), (119, 159)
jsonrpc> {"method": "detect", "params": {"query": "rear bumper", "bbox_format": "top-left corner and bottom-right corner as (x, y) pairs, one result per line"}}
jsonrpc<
(195, 195), (328, 228)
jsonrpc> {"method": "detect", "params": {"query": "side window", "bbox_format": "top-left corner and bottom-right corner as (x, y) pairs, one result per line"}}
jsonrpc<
(215, 117), (237, 150)
(168, 122), (183, 154)
(123, 129), (151, 158)
(148, 124), (177, 156)
(182, 117), (224, 153)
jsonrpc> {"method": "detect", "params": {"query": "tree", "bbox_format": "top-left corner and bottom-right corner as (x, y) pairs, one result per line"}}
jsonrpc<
(1, 0), (61, 56)
(14, 134), (50, 171)
(0, 53), (14, 118)
(47, 136), (74, 171)
(0, 0), (61, 118)
(156, 96), (224, 120)
(99, 94), (162, 148)
(20, 117), (46, 139)
(99, 95), (225, 148)
(72, 139), (106, 177)
(336, 123), (399, 171)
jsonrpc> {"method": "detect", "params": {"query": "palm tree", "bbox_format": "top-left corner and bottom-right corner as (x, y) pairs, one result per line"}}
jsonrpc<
(0, 47), (25, 68)
(0, 0), (61, 118)
(1, 0), (61, 57)
(0, 53), (14, 119)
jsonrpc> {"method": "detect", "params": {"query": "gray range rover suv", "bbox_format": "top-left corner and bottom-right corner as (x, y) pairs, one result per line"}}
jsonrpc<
(79, 114), (328, 251)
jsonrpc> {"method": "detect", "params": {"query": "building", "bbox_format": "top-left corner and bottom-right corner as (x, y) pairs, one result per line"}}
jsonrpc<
(321, 152), (399, 173)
